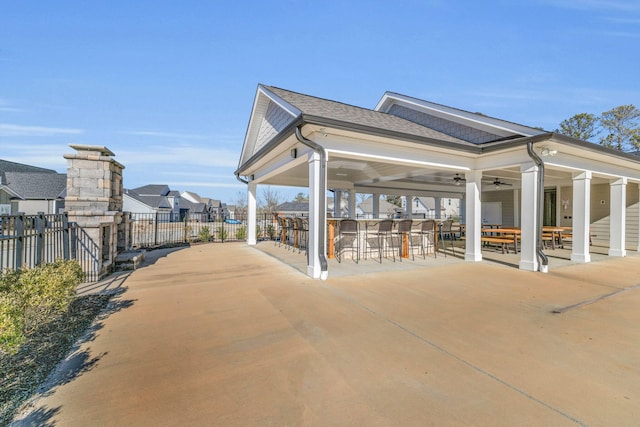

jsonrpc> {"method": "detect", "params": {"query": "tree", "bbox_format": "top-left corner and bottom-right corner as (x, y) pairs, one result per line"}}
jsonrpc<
(385, 195), (402, 207)
(599, 105), (640, 151)
(260, 186), (284, 215)
(556, 113), (599, 141)
(234, 191), (247, 218)
(292, 192), (308, 203)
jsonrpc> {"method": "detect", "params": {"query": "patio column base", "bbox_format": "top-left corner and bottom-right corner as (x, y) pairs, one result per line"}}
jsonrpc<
(465, 253), (482, 262)
(570, 253), (591, 263)
(308, 265), (328, 280)
(608, 248), (626, 257)
(519, 260), (538, 271)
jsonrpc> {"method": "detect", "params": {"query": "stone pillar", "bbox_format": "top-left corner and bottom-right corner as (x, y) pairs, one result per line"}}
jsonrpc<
(65, 145), (125, 279)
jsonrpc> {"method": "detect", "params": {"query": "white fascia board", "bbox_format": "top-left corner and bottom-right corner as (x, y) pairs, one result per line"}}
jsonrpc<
(248, 152), (308, 184)
(375, 92), (544, 137)
(0, 185), (23, 199)
(544, 153), (640, 181)
(258, 85), (302, 117)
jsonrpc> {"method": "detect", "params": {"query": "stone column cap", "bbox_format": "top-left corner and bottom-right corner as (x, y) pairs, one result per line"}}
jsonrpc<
(68, 144), (115, 157)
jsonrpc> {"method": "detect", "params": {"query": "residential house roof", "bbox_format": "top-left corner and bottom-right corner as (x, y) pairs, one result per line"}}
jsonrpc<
(130, 184), (170, 196)
(358, 197), (402, 215)
(277, 201), (310, 212)
(180, 198), (207, 213)
(2, 171), (66, 199)
(125, 190), (172, 209)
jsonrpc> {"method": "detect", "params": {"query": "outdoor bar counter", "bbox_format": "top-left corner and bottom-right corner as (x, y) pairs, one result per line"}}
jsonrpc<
(327, 218), (440, 260)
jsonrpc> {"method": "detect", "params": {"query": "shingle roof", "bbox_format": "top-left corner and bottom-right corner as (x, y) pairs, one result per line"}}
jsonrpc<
(0, 159), (57, 175)
(277, 201), (309, 212)
(131, 184), (170, 196)
(3, 172), (67, 199)
(125, 191), (172, 209)
(263, 85), (470, 146)
(180, 199), (207, 213)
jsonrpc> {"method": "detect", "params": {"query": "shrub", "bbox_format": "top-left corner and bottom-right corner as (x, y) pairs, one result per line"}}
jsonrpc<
(0, 260), (84, 354)
(266, 224), (276, 240)
(217, 226), (227, 241)
(236, 226), (247, 240)
(198, 226), (210, 242)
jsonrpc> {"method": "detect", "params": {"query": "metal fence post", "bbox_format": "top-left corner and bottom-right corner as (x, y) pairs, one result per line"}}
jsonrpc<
(154, 211), (159, 246)
(36, 211), (45, 266)
(62, 213), (70, 260)
(70, 223), (78, 260)
(15, 213), (24, 269)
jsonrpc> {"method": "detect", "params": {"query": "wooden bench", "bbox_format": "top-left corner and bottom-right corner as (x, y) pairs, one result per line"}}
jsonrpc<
(480, 236), (516, 254)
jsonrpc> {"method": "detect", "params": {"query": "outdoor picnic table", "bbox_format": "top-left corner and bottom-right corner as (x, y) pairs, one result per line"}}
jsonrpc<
(481, 227), (520, 253)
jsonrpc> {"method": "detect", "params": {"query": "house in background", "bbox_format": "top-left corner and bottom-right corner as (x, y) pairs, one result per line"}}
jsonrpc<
(0, 159), (66, 215)
(123, 184), (180, 219)
(357, 196), (402, 219)
(407, 196), (460, 220)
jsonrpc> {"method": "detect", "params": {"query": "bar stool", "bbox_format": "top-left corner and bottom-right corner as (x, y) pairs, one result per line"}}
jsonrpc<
(295, 217), (308, 254)
(419, 219), (436, 259)
(439, 219), (455, 256)
(285, 217), (296, 249)
(393, 219), (414, 261)
(365, 219), (395, 263)
(336, 219), (359, 263)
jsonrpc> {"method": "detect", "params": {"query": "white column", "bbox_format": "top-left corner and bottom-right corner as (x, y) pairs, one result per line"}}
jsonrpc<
(609, 177), (627, 257)
(637, 186), (640, 252)
(372, 193), (380, 219)
(513, 189), (520, 227)
(434, 197), (442, 219)
(348, 189), (357, 218)
(308, 152), (326, 279)
(247, 182), (257, 245)
(333, 190), (342, 218)
(405, 195), (413, 219)
(571, 171), (591, 263)
(465, 171), (482, 262)
(519, 163), (539, 271)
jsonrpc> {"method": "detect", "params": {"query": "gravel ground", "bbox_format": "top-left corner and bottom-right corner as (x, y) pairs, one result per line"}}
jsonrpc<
(0, 293), (114, 426)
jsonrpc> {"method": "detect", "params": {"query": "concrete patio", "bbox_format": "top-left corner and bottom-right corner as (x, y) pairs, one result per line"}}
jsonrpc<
(12, 242), (640, 426)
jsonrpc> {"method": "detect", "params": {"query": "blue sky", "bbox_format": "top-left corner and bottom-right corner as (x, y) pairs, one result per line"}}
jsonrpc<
(1, 0), (639, 204)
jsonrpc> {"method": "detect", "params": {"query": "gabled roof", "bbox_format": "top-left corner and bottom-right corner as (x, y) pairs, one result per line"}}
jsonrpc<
(358, 197), (402, 214)
(3, 172), (67, 199)
(0, 159), (57, 175)
(277, 201), (310, 212)
(167, 190), (181, 197)
(180, 198), (207, 213)
(131, 184), (170, 197)
(124, 191), (172, 209)
(375, 92), (547, 142)
(181, 190), (203, 203)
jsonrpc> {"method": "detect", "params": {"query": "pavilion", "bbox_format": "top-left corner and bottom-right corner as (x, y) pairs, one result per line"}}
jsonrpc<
(236, 85), (640, 279)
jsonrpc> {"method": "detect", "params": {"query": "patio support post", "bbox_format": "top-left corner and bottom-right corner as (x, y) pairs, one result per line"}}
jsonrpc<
(637, 186), (640, 252)
(334, 190), (342, 218)
(434, 197), (442, 219)
(571, 171), (591, 263)
(464, 171), (482, 262)
(372, 193), (380, 219)
(459, 195), (465, 224)
(247, 181), (257, 245)
(405, 195), (413, 219)
(513, 189), (520, 227)
(609, 177), (627, 257)
(348, 189), (357, 218)
(519, 163), (539, 271)
(308, 151), (328, 279)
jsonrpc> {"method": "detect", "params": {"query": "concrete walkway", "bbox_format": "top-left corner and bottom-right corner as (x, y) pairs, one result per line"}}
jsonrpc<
(12, 242), (640, 426)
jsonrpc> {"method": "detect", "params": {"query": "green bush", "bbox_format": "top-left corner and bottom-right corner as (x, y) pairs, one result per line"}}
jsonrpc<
(217, 226), (227, 241)
(266, 224), (276, 240)
(236, 226), (247, 240)
(198, 226), (210, 242)
(0, 260), (84, 354)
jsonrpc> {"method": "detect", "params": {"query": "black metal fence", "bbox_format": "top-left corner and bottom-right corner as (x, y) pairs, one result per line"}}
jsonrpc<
(128, 212), (281, 248)
(0, 212), (101, 282)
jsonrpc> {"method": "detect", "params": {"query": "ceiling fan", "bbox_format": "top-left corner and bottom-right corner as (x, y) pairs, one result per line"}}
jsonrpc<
(452, 173), (466, 186)
(487, 177), (512, 188)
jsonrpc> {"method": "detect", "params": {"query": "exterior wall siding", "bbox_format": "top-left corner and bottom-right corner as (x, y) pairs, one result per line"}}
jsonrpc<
(253, 101), (294, 154)
(482, 189), (515, 226)
(387, 104), (502, 144)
